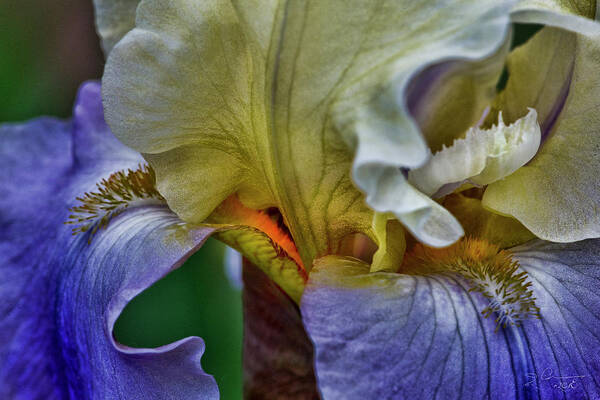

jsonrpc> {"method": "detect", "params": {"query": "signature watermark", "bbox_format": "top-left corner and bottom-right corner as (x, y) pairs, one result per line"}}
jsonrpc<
(525, 367), (588, 392)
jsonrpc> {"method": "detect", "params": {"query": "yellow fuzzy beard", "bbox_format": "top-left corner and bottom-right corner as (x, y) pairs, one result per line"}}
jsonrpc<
(402, 238), (540, 330)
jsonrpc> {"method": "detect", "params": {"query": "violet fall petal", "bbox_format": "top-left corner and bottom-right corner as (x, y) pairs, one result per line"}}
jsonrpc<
(301, 240), (600, 400)
(0, 82), (219, 400)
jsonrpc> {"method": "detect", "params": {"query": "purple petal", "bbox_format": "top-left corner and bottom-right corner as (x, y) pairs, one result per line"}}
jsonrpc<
(301, 240), (600, 399)
(0, 82), (219, 399)
(513, 240), (600, 398)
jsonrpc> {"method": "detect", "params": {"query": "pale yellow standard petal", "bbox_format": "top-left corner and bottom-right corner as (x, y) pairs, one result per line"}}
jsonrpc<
(483, 27), (600, 242)
(103, 0), (514, 266)
(93, 0), (140, 55)
(511, 0), (600, 35)
(325, 1), (513, 247)
(443, 194), (536, 249)
(370, 213), (405, 273)
(410, 38), (511, 153)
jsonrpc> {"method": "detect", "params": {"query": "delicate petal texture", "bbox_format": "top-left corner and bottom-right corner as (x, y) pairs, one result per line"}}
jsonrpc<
(216, 227), (306, 302)
(443, 194), (536, 249)
(0, 82), (219, 399)
(483, 27), (600, 242)
(391, 185), (463, 248)
(242, 262), (318, 399)
(512, 0), (600, 36)
(370, 214), (406, 272)
(93, 0), (140, 55)
(103, 0), (376, 265)
(301, 240), (600, 399)
(407, 37), (511, 153)
(310, 1), (512, 247)
(409, 109), (541, 197)
(103, 0), (513, 255)
(209, 197), (307, 302)
(485, 28), (575, 142)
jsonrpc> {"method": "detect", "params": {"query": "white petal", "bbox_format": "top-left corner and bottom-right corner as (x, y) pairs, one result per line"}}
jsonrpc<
(408, 109), (541, 196)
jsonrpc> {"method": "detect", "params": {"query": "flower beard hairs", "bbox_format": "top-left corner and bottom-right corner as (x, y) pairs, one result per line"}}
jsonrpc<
(66, 164), (166, 242)
(402, 238), (540, 331)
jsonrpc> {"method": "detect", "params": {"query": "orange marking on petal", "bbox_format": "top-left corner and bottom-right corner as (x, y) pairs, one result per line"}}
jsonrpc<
(215, 196), (305, 272)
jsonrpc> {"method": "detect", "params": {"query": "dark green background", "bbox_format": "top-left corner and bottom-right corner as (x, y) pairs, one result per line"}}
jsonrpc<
(0, 1), (243, 399)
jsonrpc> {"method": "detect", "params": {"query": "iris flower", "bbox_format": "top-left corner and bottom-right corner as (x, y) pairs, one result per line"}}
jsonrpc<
(2, 0), (600, 398)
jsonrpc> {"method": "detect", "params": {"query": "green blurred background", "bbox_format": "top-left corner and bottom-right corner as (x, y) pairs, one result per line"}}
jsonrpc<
(0, 1), (243, 399)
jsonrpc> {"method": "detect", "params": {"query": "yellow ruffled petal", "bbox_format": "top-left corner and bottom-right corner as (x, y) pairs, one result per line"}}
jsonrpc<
(483, 26), (600, 242)
(103, 0), (514, 265)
